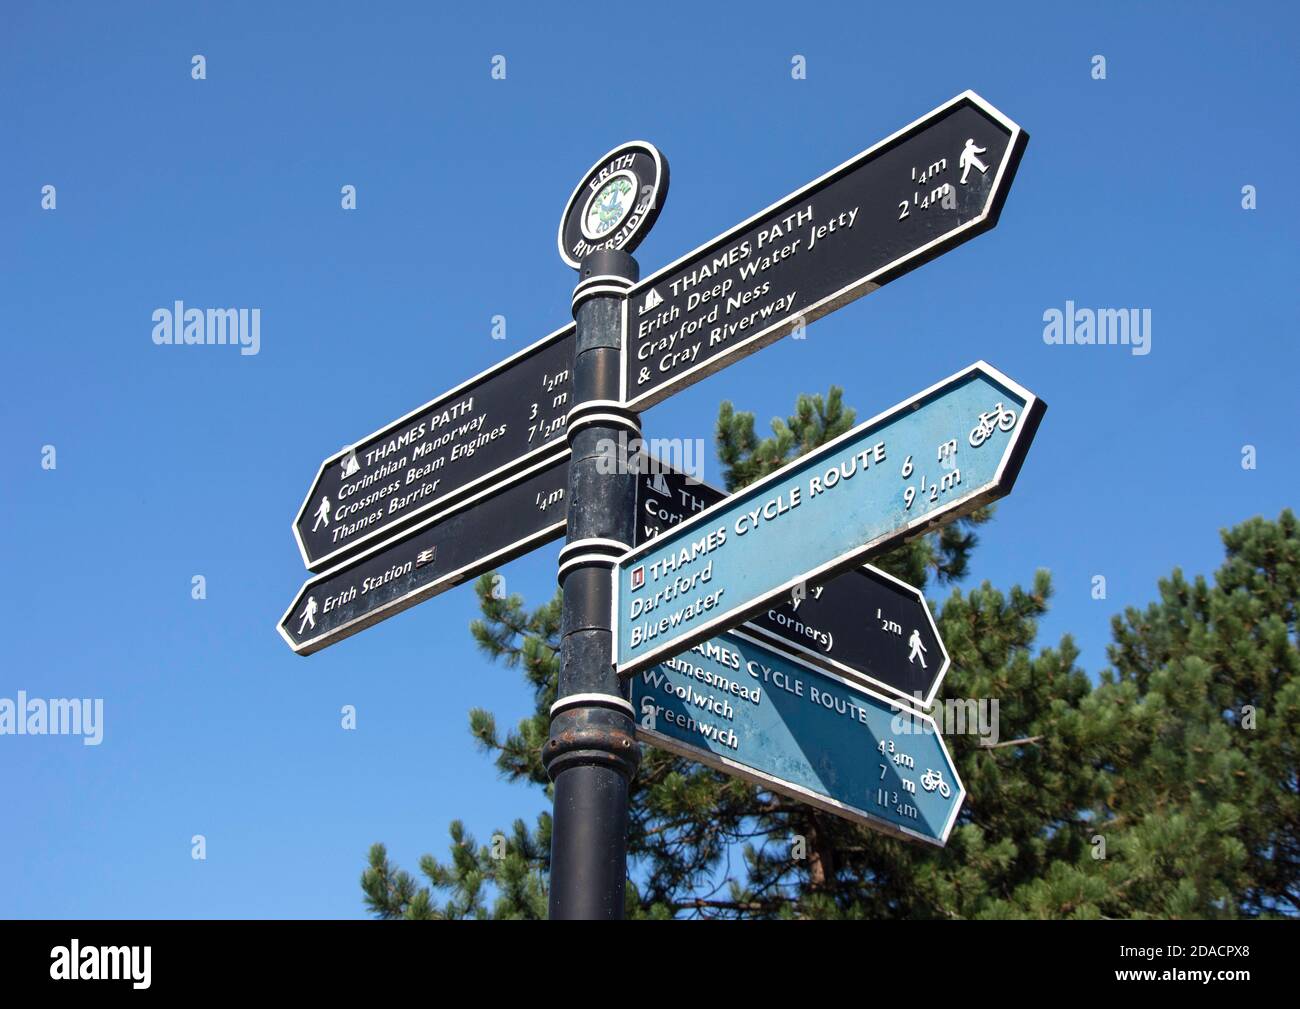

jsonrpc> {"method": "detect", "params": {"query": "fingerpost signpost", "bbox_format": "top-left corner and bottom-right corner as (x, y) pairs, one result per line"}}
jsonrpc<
(278, 91), (1039, 920)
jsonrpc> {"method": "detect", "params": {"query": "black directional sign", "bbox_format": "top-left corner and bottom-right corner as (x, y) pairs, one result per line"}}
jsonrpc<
(282, 457), (721, 655)
(747, 566), (948, 707)
(634, 464), (719, 544)
(635, 464), (948, 705)
(622, 91), (1027, 409)
(281, 456), (570, 655)
(293, 325), (576, 572)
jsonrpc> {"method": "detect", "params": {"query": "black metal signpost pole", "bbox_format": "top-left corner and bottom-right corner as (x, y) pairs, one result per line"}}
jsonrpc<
(543, 249), (641, 919)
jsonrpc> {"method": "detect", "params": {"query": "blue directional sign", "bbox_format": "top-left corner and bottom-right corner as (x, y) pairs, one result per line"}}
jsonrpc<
(632, 629), (965, 844)
(613, 361), (1045, 675)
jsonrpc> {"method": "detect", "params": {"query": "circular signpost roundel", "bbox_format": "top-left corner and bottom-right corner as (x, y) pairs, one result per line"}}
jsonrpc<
(557, 141), (668, 270)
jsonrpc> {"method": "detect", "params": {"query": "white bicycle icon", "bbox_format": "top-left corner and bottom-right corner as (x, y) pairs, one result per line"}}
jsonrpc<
(969, 402), (1017, 447)
(921, 768), (951, 799)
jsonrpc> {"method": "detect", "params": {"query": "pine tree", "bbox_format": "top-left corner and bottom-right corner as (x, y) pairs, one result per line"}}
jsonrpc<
(360, 388), (1299, 919)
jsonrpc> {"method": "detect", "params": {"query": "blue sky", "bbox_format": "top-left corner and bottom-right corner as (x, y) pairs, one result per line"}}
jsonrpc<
(2, 1), (1296, 918)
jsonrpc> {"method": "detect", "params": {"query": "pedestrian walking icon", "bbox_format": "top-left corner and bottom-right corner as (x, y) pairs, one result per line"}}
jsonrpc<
(297, 595), (318, 634)
(908, 628), (928, 668)
(959, 138), (988, 184)
(312, 495), (331, 531)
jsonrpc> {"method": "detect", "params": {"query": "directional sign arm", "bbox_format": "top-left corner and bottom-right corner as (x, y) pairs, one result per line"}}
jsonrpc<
(631, 629), (965, 845)
(613, 361), (1045, 676)
(623, 91), (1027, 409)
(293, 324), (576, 571)
(745, 564), (951, 708)
(280, 455), (569, 655)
